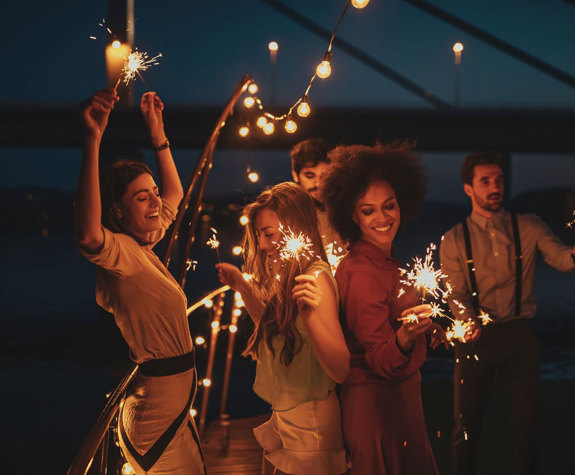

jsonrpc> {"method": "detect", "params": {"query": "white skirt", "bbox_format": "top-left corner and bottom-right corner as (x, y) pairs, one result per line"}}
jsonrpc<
(253, 391), (348, 475)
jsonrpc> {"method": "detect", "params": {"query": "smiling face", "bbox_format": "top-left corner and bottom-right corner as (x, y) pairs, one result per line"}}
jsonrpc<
(254, 207), (282, 263)
(464, 164), (504, 217)
(292, 161), (329, 206)
(115, 173), (162, 241)
(353, 180), (401, 253)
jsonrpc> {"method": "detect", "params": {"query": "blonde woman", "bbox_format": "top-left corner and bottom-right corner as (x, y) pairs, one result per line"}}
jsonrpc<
(216, 182), (349, 475)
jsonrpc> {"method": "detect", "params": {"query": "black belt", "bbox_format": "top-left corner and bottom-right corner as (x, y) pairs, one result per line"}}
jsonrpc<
(139, 349), (195, 377)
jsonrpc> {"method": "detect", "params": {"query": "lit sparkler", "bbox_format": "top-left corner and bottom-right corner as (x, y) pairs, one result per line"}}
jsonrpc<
(566, 210), (575, 230)
(400, 243), (448, 301)
(115, 49), (162, 88)
(278, 224), (315, 273)
(445, 319), (474, 345)
(206, 228), (221, 263)
(325, 241), (347, 273)
(477, 310), (492, 326)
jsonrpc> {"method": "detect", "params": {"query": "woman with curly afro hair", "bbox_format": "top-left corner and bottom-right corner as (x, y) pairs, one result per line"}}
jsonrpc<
(321, 142), (442, 474)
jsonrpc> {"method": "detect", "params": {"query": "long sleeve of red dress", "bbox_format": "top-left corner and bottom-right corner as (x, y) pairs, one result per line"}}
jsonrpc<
(336, 240), (427, 384)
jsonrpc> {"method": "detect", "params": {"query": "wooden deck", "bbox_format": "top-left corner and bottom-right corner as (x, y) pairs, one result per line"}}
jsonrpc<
(203, 414), (269, 474)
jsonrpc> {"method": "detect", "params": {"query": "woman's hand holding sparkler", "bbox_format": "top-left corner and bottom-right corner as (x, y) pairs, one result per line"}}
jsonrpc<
(396, 304), (433, 353)
(81, 89), (119, 140)
(140, 92), (166, 146)
(215, 263), (244, 291)
(292, 273), (322, 315)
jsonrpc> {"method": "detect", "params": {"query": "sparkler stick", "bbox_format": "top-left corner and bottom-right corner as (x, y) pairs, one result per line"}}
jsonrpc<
(206, 228), (221, 263)
(277, 224), (315, 274)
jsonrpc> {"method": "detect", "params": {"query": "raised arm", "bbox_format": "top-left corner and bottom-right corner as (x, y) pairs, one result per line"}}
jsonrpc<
(140, 92), (183, 207)
(292, 271), (350, 384)
(216, 262), (266, 323)
(74, 89), (119, 253)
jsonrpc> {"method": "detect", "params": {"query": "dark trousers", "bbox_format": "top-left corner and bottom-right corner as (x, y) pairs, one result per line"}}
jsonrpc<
(453, 319), (540, 475)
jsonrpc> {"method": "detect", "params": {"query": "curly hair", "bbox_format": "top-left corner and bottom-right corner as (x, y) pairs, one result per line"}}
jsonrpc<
(290, 138), (331, 175)
(242, 182), (328, 366)
(461, 151), (504, 185)
(321, 142), (427, 245)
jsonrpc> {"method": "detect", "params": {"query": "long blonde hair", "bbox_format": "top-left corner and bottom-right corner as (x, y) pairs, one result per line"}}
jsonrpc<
(242, 182), (328, 366)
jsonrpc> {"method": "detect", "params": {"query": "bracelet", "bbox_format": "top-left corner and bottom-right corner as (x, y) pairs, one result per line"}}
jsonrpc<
(154, 139), (170, 152)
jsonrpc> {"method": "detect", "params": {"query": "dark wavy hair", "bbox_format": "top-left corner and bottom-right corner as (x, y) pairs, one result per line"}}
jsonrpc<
(290, 138), (331, 175)
(100, 160), (153, 234)
(321, 142), (427, 245)
(241, 182), (328, 366)
(461, 151), (504, 185)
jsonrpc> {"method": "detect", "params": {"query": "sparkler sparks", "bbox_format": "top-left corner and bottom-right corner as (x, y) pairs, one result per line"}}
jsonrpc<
(445, 319), (474, 344)
(206, 228), (221, 263)
(566, 210), (575, 229)
(477, 310), (492, 326)
(400, 243), (448, 301)
(116, 49), (162, 88)
(278, 224), (315, 273)
(325, 241), (347, 273)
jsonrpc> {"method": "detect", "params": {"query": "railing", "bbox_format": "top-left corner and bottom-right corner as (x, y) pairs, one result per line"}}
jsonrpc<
(67, 74), (253, 475)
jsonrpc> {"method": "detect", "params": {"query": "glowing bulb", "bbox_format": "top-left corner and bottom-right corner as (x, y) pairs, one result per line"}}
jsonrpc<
(297, 100), (311, 118)
(242, 272), (253, 282)
(229, 324), (238, 333)
(202, 378), (212, 387)
(256, 116), (267, 128)
(352, 0), (370, 8)
(233, 308), (242, 317)
(211, 321), (220, 330)
(268, 41), (279, 52)
(248, 171), (259, 182)
(239, 126), (250, 137)
(239, 215), (249, 226)
(243, 96), (255, 108)
(235, 291), (242, 300)
(122, 463), (135, 475)
(248, 83), (258, 94)
(195, 336), (206, 345)
(232, 246), (243, 255)
(112, 40), (121, 49)
(285, 119), (297, 134)
(453, 42), (464, 53)
(316, 60), (332, 79)
(263, 122), (275, 135)
(190, 408), (197, 417)
(202, 298), (213, 309)
(235, 299), (244, 308)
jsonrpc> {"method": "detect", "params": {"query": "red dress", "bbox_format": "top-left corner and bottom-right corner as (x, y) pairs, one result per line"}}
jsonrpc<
(336, 240), (438, 475)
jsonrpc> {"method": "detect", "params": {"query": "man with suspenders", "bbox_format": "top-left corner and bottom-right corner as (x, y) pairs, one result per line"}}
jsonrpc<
(439, 151), (575, 475)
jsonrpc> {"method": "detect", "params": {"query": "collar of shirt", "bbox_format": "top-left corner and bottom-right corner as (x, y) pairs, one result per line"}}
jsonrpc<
(470, 208), (508, 230)
(350, 239), (398, 269)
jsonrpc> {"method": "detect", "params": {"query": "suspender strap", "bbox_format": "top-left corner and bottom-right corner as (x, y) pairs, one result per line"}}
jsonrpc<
(510, 212), (523, 316)
(461, 218), (480, 313)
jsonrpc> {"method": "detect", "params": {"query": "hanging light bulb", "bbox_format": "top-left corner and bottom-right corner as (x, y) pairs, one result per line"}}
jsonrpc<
(232, 245), (243, 255)
(256, 116), (267, 128)
(248, 171), (260, 182)
(202, 298), (213, 308)
(189, 408), (197, 417)
(243, 96), (255, 108)
(263, 121), (275, 135)
(248, 83), (258, 94)
(211, 321), (220, 330)
(239, 215), (249, 226)
(202, 378), (212, 387)
(297, 95), (311, 118)
(195, 336), (206, 345)
(233, 308), (242, 317)
(316, 52), (332, 79)
(229, 324), (238, 333)
(268, 41), (279, 53)
(452, 42), (464, 53)
(238, 126), (250, 137)
(285, 118), (297, 134)
(351, 0), (370, 8)
(112, 40), (121, 49)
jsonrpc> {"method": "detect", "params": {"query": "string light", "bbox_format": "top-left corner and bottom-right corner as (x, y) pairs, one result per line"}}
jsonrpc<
(263, 121), (275, 135)
(202, 298), (214, 308)
(316, 52), (332, 79)
(233, 308), (242, 317)
(248, 83), (258, 94)
(229, 324), (238, 333)
(352, 0), (370, 8)
(453, 42), (464, 53)
(239, 126), (250, 137)
(239, 215), (249, 226)
(243, 96), (255, 108)
(202, 378), (212, 387)
(297, 96), (311, 118)
(112, 40), (121, 49)
(211, 321), (220, 330)
(189, 408), (197, 417)
(248, 171), (260, 182)
(256, 116), (267, 128)
(232, 245), (243, 255)
(268, 41), (279, 52)
(285, 118), (297, 133)
(195, 336), (206, 345)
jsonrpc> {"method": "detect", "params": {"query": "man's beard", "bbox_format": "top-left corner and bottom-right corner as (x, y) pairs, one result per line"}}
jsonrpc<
(476, 192), (502, 212)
